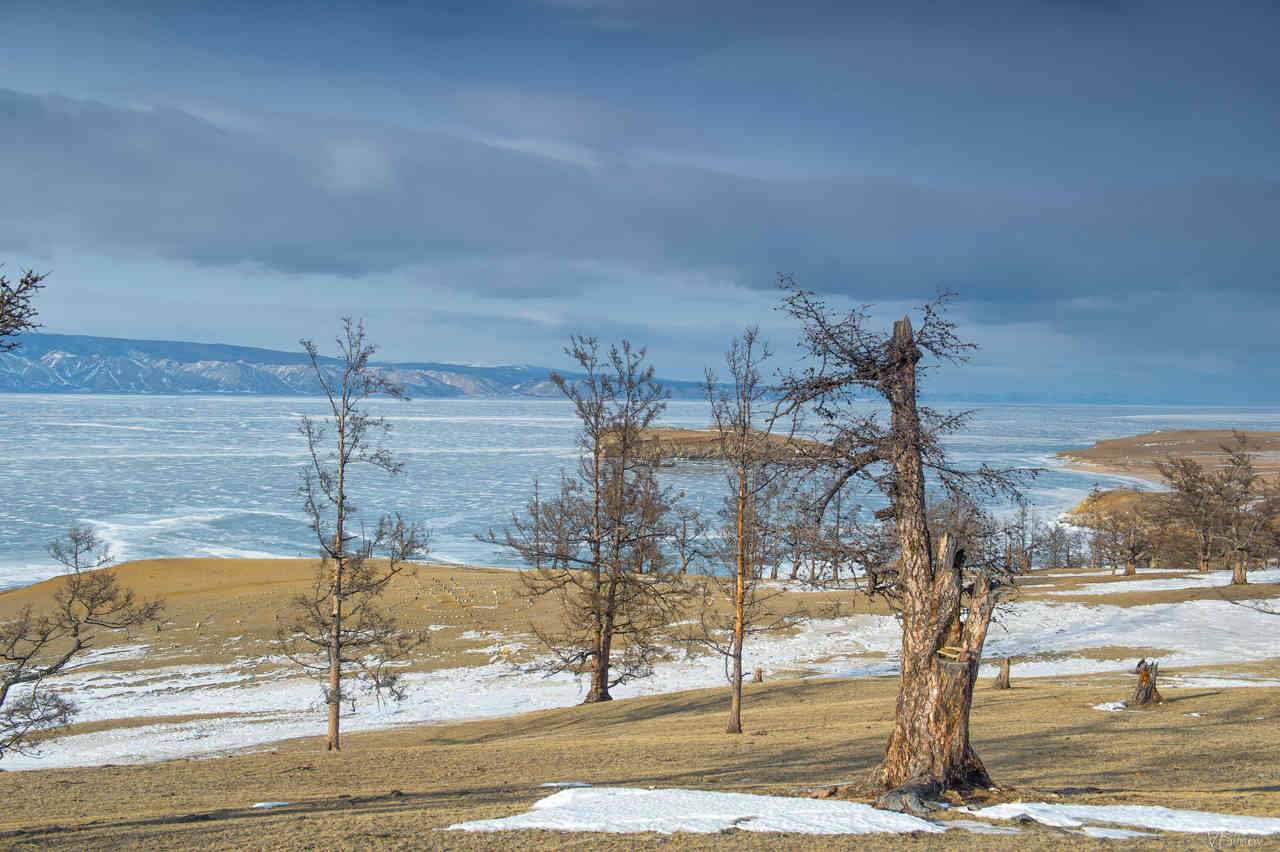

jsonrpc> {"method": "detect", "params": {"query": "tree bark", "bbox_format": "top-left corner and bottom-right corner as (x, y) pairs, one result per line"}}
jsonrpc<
(727, 467), (746, 734)
(584, 581), (616, 703)
(872, 318), (995, 799)
(328, 447), (346, 753)
(1232, 558), (1249, 585)
(1123, 561), (1137, 577)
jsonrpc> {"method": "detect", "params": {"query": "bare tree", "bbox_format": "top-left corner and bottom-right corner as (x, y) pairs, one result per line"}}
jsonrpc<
(776, 281), (1023, 810)
(487, 338), (686, 703)
(1075, 488), (1153, 576)
(671, 504), (712, 576)
(279, 318), (428, 752)
(1, 527), (161, 758)
(1212, 433), (1271, 585)
(1154, 456), (1220, 573)
(0, 267), (46, 350)
(703, 327), (792, 733)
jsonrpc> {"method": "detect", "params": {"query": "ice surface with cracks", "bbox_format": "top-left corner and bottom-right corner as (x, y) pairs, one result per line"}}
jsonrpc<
(446, 787), (944, 835)
(969, 802), (1280, 835)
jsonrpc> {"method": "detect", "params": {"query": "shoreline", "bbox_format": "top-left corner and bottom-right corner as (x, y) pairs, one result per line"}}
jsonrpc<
(1056, 428), (1280, 484)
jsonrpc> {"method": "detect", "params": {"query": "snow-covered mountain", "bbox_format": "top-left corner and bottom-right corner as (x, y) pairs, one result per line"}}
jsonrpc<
(0, 334), (703, 398)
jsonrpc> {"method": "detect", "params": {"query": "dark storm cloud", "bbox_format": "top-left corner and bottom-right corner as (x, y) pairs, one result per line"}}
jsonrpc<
(2, 0), (1278, 400)
(3, 89), (1277, 317)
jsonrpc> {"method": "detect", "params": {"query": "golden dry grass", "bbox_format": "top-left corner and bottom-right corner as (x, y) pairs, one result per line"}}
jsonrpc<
(1, 558), (1278, 849)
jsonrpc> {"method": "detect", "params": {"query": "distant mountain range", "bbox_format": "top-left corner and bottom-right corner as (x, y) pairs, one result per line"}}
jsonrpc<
(0, 333), (712, 399)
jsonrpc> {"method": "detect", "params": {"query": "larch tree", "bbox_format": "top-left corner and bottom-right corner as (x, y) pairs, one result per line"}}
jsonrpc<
(0, 267), (46, 350)
(487, 337), (686, 703)
(279, 318), (428, 752)
(702, 327), (792, 734)
(1, 527), (162, 758)
(1153, 456), (1219, 573)
(1212, 433), (1271, 585)
(776, 281), (1021, 812)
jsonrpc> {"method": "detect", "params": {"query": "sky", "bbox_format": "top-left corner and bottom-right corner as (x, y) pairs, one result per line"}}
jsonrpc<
(1, 0), (1278, 402)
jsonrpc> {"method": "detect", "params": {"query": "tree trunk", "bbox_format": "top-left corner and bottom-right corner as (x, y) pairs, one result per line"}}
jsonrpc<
(1129, 659), (1162, 706)
(1123, 561), (1137, 577)
(727, 468), (746, 734)
(584, 630), (613, 703)
(1232, 558), (1249, 585)
(328, 450), (346, 752)
(875, 536), (995, 797)
(872, 318), (995, 803)
(585, 576), (617, 704)
(327, 576), (341, 751)
(992, 657), (1011, 690)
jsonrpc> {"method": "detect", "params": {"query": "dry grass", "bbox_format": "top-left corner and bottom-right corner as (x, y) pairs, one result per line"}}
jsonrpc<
(1, 558), (1278, 849)
(1, 672), (1278, 849)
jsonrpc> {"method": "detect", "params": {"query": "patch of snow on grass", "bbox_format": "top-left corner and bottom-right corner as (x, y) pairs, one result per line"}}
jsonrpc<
(447, 787), (943, 835)
(1093, 701), (1127, 712)
(942, 818), (1022, 835)
(538, 782), (592, 788)
(10, 595), (1280, 770)
(251, 801), (290, 809)
(1048, 568), (1280, 596)
(971, 802), (1280, 835)
(1076, 825), (1155, 838)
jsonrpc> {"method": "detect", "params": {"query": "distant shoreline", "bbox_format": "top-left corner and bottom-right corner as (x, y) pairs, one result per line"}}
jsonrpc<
(1056, 428), (1280, 484)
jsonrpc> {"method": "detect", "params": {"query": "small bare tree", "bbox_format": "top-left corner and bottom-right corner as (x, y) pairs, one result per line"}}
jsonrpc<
(776, 281), (1024, 810)
(487, 338), (686, 702)
(0, 267), (46, 350)
(702, 327), (794, 733)
(280, 318), (428, 752)
(1, 527), (161, 758)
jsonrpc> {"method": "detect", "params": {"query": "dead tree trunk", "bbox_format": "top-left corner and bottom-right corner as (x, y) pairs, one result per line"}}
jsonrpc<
(871, 322), (997, 809)
(1232, 558), (1249, 585)
(1129, 659), (1162, 706)
(992, 657), (1011, 690)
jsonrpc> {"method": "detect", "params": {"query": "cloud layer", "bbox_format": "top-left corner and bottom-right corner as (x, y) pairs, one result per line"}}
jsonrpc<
(2, 1), (1278, 400)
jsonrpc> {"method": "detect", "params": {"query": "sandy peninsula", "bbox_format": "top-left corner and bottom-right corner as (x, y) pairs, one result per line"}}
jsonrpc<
(1056, 429), (1280, 483)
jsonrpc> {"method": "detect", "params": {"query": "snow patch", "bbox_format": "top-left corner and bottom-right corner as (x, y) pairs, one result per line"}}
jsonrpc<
(971, 802), (1280, 835)
(447, 787), (944, 835)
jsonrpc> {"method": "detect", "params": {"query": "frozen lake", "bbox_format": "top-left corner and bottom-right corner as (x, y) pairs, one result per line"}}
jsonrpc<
(4, 393), (1280, 588)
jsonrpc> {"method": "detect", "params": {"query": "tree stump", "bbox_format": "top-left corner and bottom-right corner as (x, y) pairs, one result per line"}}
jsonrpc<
(1232, 560), (1249, 585)
(1129, 659), (1163, 706)
(752, 667), (764, 683)
(992, 657), (1011, 690)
